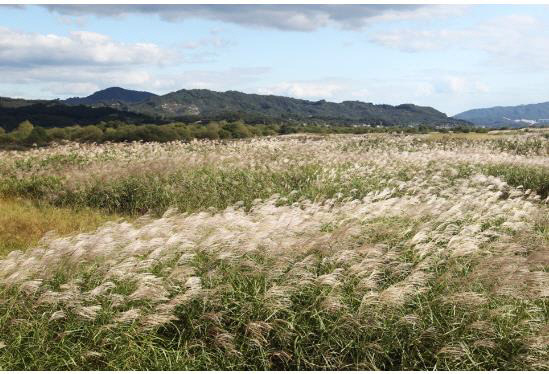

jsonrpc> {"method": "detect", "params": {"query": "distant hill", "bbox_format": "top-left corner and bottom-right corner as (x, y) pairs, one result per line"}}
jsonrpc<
(0, 103), (160, 132)
(64, 87), (158, 107)
(454, 102), (549, 127)
(0, 97), (53, 109)
(1, 87), (470, 128)
(127, 88), (467, 126)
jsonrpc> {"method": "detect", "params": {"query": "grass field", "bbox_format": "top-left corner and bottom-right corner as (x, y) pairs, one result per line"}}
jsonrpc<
(0, 129), (548, 369)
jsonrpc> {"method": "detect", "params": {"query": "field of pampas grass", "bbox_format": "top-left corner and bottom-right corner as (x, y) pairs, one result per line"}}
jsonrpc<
(0, 129), (548, 370)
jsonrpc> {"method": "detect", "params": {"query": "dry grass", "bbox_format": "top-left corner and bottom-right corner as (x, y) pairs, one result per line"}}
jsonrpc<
(0, 197), (119, 257)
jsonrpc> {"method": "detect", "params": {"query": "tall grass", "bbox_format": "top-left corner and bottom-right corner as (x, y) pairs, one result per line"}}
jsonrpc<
(1, 213), (547, 370)
(483, 164), (549, 198)
(0, 132), (548, 370)
(1, 164), (409, 216)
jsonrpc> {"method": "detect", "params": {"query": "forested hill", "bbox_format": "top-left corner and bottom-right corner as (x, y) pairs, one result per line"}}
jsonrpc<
(64, 87), (158, 106)
(454, 102), (549, 126)
(128, 89), (467, 126)
(1, 87), (470, 128)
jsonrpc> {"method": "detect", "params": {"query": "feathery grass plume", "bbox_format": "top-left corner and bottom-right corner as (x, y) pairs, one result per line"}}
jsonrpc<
(114, 308), (140, 324)
(75, 305), (101, 320)
(438, 343), (468, 359)
(49, 310), (66, 321)
(19, 279), (42, 295)
(214, 332), (239, 356)
(142, 312), (178, 328)
(263, 284), (294, 312)
(320, 293), (346, 313)
(444, 291), (488, 308)
(246, 321), (273, 347)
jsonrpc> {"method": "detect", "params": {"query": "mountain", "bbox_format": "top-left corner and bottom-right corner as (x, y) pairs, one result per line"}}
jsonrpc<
(127, 88), (467, 126)
(1, 87), (470, 128)
(454, 102), (549, 127)
(64, 87), (158, 107)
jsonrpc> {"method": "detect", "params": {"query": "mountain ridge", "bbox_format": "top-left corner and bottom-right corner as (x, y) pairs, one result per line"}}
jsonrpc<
(123, 87), (468, 126)
(454, 101), (549, 126)
(2, 86), (470, 128)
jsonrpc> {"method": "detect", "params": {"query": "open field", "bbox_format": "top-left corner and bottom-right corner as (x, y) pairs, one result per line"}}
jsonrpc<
(0, 130), (548, 369)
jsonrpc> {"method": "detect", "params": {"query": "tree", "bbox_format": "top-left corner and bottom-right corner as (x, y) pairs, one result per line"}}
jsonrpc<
(174, 125), (191, 141)
(204, 123), (221, 139)
(47, 127), (70, 141)
(224, 121), (252, 138)
(14, 120), (34, 140)
(76, 125), (103, 143)
(25, 126), (50, 145)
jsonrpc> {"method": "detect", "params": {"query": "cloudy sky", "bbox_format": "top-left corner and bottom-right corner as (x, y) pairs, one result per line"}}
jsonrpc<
(0, 4), (548, 115)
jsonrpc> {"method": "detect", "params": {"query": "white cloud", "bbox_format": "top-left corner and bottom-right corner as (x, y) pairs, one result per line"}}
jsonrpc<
(411, 76), (490, 96)
(260, 82), (344, 99)
(414, 82), (435, 97)
(181, 29), (235, 52)
(258, 79), (370, 101)
(46, 82), (100, 96)
(41, 5), (454, 32)
(165, 67), (271, 91)
(446, 76), (467, 93)
(371, 29), (466, 53)
(370, 14), (549, 70)
(368, 5), (468, 24)
(0, 27), (173, 67)
(0, 65), (271, 98)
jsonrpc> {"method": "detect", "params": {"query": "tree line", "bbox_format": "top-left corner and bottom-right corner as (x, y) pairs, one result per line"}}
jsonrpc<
(0, 120), (491, 147)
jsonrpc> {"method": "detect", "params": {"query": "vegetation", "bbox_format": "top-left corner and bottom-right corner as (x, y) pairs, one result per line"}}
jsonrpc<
(64, 87), (158, 106)
(0, 119), (492, 148)
(2, 87), (469, 128)
(0, 130), (548, 370)
(109, 87), (469, 126)
(0, 103), (160, 132)
(0, 198), (119, 257)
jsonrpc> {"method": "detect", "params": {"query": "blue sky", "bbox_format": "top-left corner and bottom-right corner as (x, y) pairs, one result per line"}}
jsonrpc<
(0, 5), (548, 115)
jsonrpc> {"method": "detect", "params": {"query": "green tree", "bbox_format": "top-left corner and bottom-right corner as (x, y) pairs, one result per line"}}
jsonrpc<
(75, 126), (103, 143)
(14, 120), (34, 141)
(25, 126), (50, 145)
(205, 123), (221, 139)
(174, 125), (191, 141)
(47, 127), (70, 141)
(224, 121), (252, 138)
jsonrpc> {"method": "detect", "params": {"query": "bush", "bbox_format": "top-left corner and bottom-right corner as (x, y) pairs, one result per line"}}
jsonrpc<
(14, 120), (34, 141)
(74, 126), (103, 143)
(24, 126), (50, 145)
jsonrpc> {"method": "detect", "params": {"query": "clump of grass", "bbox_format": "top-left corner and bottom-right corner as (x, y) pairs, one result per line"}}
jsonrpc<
(482, 164), (549, 198)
